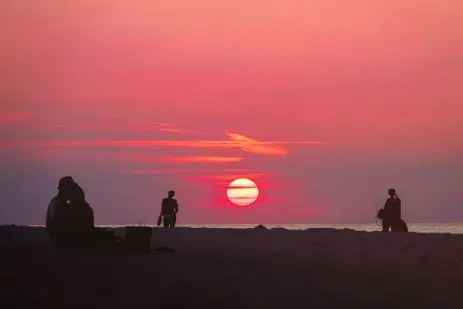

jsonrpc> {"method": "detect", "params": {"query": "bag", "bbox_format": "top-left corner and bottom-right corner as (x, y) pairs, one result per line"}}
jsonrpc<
(126, 219), (152, 253)
(377, 208), (385, 220)
(92, 227), (117, 249)
(157, 215), (162, 227)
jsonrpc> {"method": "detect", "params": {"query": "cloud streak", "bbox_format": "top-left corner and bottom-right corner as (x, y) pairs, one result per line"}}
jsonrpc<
(157, 128), (192, 134)
(48, 121), (193, 134)
(226, 133), (288, 155)
(1, 133), (321, 157)
(0, 111), (34, 122)
(156, 156), (243, 163)
(196, 173), (272, 181)
(118, 168), (252, 175)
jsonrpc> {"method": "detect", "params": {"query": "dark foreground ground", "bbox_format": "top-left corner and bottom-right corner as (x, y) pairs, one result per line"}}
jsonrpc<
(1, 226), (463, 309)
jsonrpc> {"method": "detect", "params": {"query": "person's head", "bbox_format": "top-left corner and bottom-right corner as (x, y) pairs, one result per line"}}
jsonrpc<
(70, 183), (86, 203)
(168, 190), (175, 198)
(388, 188), (396, 198)
(57, 176), (75, 200)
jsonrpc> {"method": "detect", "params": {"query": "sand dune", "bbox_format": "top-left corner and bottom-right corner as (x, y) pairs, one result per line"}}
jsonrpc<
(1, 225), (463, 308)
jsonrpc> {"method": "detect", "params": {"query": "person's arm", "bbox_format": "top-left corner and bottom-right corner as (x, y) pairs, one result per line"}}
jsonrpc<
(174, 201), (179, 214)
(395, 196), (402, 218)
(160, 199), (165, 215)
(383, 199), (389, 210)
(46, 199), (57, 230)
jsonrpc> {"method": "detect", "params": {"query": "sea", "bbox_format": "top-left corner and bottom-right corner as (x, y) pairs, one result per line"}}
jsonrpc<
(90, 223), (463, 234)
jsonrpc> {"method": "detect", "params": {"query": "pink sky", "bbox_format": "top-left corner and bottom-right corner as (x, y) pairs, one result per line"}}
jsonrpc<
(1, 1), (462, 224)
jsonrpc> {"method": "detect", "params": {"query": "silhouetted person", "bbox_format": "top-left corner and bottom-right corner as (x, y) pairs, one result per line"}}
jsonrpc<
(68, 182), (95, 248)
(70, 183), (94, 230)
(161, 190), (179, 228)
(46, 176), (75, 249)
(381, 188), (402, 232)
(47, 177), (124, 251)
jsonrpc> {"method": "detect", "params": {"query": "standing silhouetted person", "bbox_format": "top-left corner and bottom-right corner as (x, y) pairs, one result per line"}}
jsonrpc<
(381, 188), (403, 232)
(161, 190), (179, 228)
(46, 176), (75, 249)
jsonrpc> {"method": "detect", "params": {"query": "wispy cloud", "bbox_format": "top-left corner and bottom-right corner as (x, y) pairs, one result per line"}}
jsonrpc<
(156, 156), (243, 163)
(2, 133), (320, 156)
(0, 111), (33, 122)
(119, 168), (252, 175)
(158, 128), (192, 134)
(197, 173), (271, 181)
(227, 185), (259, 189)
(49, 120), (192, 134)
(226, 133), (288, 155)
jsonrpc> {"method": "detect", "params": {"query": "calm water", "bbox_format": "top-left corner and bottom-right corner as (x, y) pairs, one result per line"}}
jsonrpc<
(96, 223), (463, 234)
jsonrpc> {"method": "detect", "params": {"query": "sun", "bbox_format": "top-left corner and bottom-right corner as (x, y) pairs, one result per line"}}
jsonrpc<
(227, 178), (259, 206)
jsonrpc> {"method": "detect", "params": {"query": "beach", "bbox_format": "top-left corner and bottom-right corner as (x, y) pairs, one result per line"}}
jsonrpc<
(2, 226), (463, 308)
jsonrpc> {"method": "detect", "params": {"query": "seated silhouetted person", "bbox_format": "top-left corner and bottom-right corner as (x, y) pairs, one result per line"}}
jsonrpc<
(380, 188), (407, 232)
(46, 176), (75, 249)
(69, 182), (124, 251)
(47, 177), (123, 251)
(161, 190), (179, 228)
(68, 182), (95, 248)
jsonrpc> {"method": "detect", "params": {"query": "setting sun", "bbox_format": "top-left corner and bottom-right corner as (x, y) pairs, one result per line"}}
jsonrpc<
(226, 178), (259, 207)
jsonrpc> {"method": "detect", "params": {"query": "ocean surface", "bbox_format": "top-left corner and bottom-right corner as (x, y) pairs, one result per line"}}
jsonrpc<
(89, 223), (463, 234)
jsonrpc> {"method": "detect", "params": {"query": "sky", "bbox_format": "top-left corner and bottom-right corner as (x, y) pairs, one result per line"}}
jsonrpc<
(1, 0), (462, 225)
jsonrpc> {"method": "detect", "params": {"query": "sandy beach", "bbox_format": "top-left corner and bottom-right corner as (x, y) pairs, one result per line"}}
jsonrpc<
(2, 225), (463, 308)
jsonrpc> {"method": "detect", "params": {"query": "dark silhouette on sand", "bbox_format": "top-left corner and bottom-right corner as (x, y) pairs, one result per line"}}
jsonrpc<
(46, 176), (75, 248)
(45, 176), (173, 254)
(377, 188), (408, 232)
(46, 176), (125, 251)
(160, 190), (179, 228)
(70, 183), (94, 231)
(126, 220), (152, 253)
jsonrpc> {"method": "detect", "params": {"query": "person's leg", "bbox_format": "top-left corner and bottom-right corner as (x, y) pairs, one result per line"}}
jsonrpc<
(163, 216), (170, 228)
(390, 220), (398, 232)
(382, 220), (391, 232)
(391, 219), (407, 232)
(171, 214), (176, 228)
(48, 226), (67, 250)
